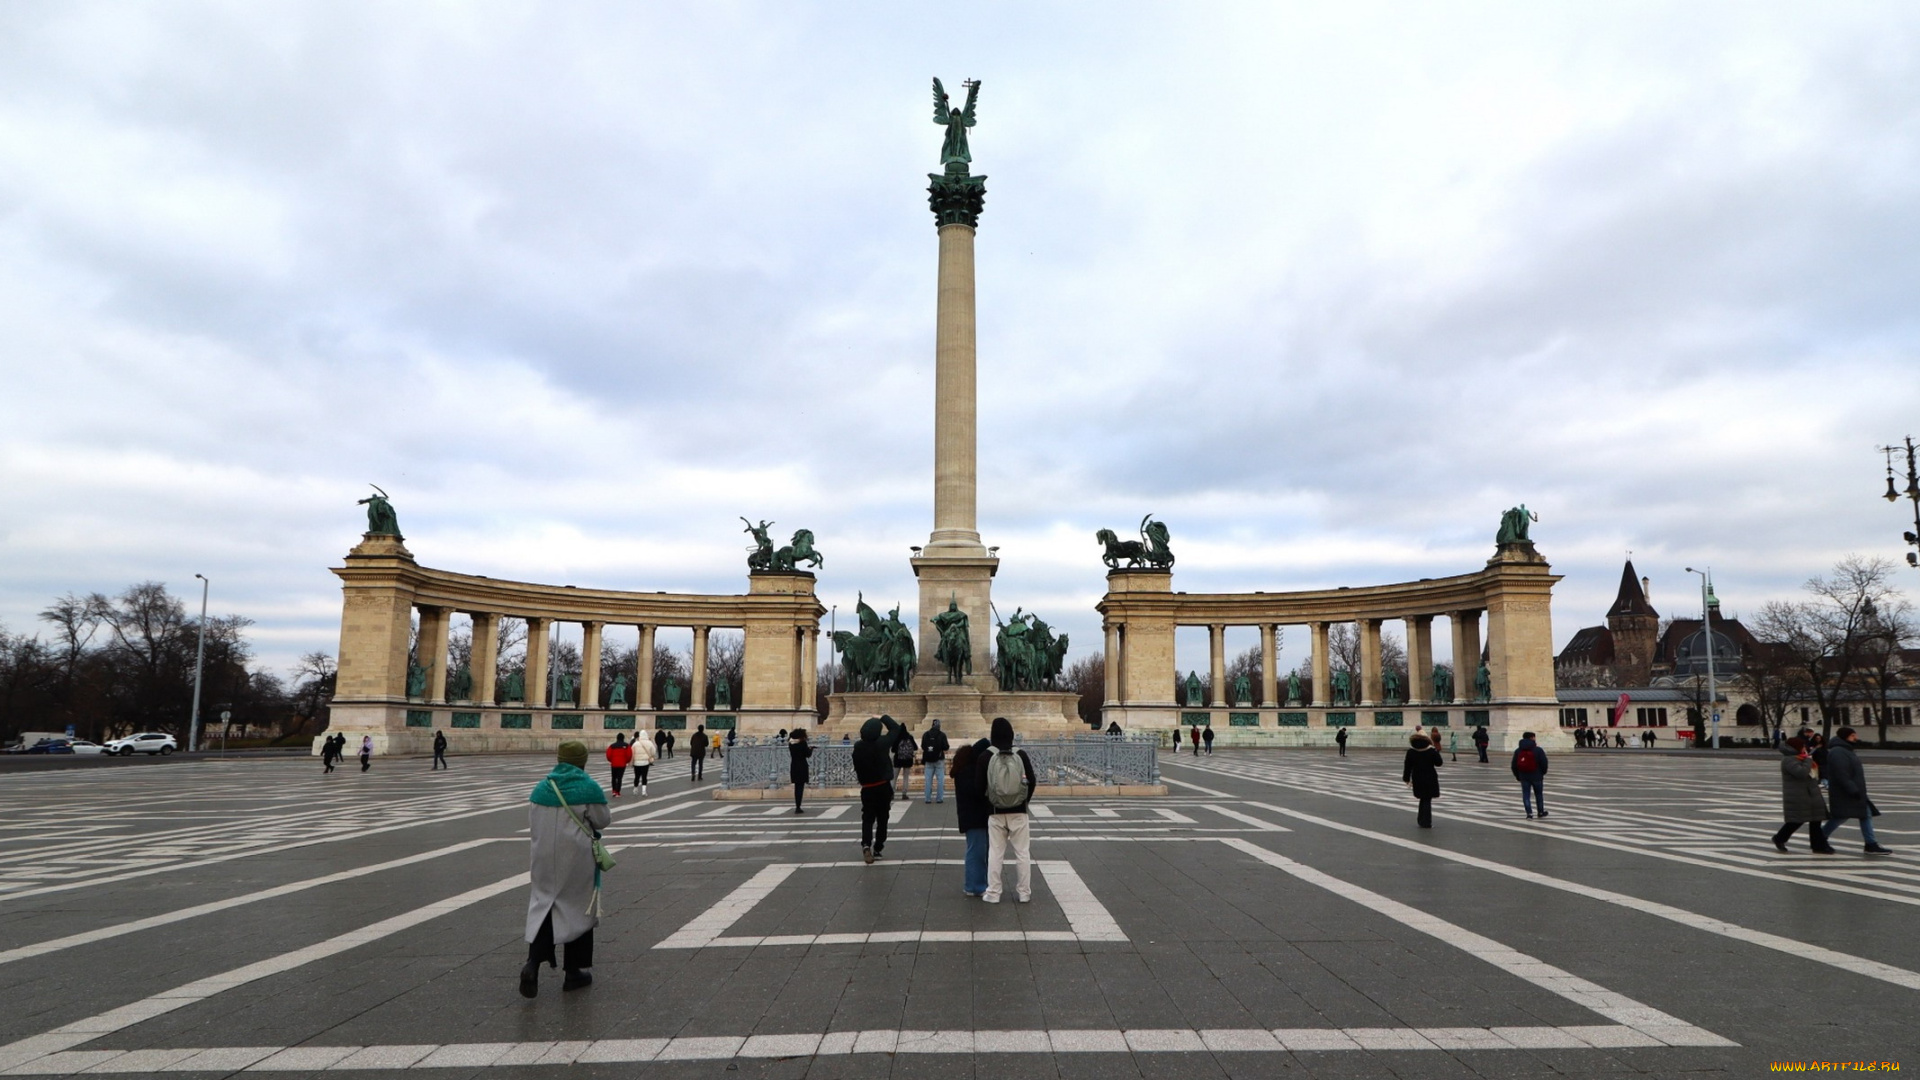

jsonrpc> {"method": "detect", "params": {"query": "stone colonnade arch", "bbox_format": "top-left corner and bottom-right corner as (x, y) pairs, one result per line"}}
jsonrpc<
(324, 534), (824, 754)
(1097, 542), (1563, 751)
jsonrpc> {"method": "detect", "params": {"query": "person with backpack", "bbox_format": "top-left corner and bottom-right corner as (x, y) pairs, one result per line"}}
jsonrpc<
(920, 718), (951, 804)
(1201, 724), (1215, 755)
(432, 730), (449, 770)
(852, 715), (904, 863)
(1511, 731), (1548, 819)
(1473, 724), (1490, 763)
(1403, 731), (1444, 828)
(788, 728), (813, 813)
(605, 734), (634, 798)
(893, 726), (919, 801)
(1334, 726), (1348, 757)
(688, 724), (707, 781)
(980, 717), (1038, 904)
(950, 737), (990, 895)
(1819, 727), (1892, 855)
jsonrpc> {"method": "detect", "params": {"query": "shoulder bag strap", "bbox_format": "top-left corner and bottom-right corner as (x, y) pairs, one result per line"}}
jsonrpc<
(548, 779), (600, 840)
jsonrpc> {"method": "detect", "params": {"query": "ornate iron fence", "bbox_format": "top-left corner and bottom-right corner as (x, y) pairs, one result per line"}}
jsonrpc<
(721, 733), (1159, 790)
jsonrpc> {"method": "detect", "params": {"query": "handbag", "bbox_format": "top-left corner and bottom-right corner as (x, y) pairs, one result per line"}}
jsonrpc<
(549, 780), (617, 873)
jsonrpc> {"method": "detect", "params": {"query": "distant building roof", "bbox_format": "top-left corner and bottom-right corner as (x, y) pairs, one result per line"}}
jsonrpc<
(1557, 625), (1614, 667)
(1606, 560), (1657, 619)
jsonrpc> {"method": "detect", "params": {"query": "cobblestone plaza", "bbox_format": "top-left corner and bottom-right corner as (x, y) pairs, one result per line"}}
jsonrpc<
(1, 747), (1915, 1076)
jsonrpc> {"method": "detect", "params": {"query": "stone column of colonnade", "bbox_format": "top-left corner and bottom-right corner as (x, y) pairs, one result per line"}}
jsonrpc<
(1208, 625), (1227, 707)
(1258, 625), (1278, 708)
(1358, 619), (1382, 706)
(1452, 611), (1482, 698)
(417, 606), (452, 703)
(525, 618), (550, 707)
(797, 627), (817, 713)
(637, 625), (656, 709)
(690, 627), (709, 712)
(471, 614), (499, 705)
(580, 622), (603, 709)
(1310, 622), (1331, 707)
(1407, 616), (1434, 704)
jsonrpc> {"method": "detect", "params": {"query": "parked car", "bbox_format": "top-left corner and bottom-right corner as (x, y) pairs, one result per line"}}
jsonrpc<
(104, 732), (178, 756)
(66, 739), (108, 756)
(22, 738), (75, 755)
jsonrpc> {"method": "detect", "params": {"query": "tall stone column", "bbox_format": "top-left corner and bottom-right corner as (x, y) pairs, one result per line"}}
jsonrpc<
(1208, 625), (1227, 707)
(1259, 624), (1278, 709)
(524, 618), (550, 708)
(1359, 619), (1383, 706)
(914, 158), (998, 680)
(1406, 616), (1434, 705)
(580, 622), (603, 710)
(471, 613), (498, 705)
(1310, 621), (1331, 707)
(799, 627), (818, 714)
(636, 624), (655, 710)
(691, 627), (709, 712)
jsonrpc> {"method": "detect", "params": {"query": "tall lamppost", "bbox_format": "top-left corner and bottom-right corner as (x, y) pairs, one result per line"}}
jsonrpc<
(1879, 436), (1920, 569)
(1684, 566), (1720, 750)
(188, 573), (209, 754)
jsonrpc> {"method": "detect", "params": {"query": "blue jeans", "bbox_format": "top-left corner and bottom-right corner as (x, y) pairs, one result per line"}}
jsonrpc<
(923, 760), (946, 802)
(1519, 775), (1545, 815)
(1821, 815), (1880, 846)
(964, 828), (988, 895)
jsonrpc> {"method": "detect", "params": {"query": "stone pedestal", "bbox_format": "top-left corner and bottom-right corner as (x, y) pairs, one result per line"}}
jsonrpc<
(823, 686), (1083, 742)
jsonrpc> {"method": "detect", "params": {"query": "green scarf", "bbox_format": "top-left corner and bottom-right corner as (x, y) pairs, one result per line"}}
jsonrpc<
(528, 762), (607, 808)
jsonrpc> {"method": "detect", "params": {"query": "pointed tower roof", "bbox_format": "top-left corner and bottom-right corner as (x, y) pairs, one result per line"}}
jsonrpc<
(1607, 560), (1658, 619)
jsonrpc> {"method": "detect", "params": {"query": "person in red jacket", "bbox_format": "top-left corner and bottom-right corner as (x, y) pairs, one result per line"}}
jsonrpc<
(1189, 725), (1201, 753)
(605, 734), (635, 798)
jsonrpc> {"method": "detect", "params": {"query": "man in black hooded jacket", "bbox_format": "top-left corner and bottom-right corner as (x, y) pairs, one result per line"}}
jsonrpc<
(852, 715), (904, 863)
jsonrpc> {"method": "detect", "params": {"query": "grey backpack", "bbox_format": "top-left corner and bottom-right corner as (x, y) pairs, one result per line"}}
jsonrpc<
(986, 747), (1027, 810)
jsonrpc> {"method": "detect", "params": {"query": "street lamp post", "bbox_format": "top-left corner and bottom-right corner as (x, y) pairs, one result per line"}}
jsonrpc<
(1684, 566), (1720, 750)
(1878, 436), (1920, 569)
(188, 573), (210, 754)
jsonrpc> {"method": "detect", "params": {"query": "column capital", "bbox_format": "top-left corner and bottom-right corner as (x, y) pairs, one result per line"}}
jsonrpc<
(928, 163), (987, 228)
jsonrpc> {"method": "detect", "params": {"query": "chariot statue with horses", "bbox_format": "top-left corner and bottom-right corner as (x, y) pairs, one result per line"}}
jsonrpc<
(1096, 515), (1175, 570)
(741, 518), (823, 572)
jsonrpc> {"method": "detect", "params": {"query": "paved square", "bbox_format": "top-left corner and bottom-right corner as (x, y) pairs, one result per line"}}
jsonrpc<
(0, 748), (1916, 1075)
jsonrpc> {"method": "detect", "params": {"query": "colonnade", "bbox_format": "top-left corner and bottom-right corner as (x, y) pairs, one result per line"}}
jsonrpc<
(1095, 542), (1563, 749)
(326, 533), (824, 752)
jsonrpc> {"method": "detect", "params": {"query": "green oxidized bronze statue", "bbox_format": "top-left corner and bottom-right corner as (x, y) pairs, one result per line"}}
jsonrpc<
(609, 674), (628, 708)
(1286, 671), (1303, 706)
(992, 607), (1067, 692)
(1097, 515), (1175, 570)
(1184, 671), (1204, 708)
(715, 676), (732, 710)
(1382, 667), (1402, 705)
(1432, 664), (1453, 703)
(742, 518), (775, 571)
(772, 529), (823, 572)
(1496, 505), (1537, 546)
(928, 77), (987, 228)
(932, 597), (971, 684)
(1332, 669), (1352, 706)
(1474, 662), (1492, 702)
(830, 594), (917, 692)
(406, 661), (427, 699)
(448, 665), (472, 702)
(1232, 674), (1252, 707)
(359, 485), (401, 537)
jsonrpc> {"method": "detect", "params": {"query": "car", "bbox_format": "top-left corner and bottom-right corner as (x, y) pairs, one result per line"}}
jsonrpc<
(105, 732), (178, 756)
(65, 739), (108, 756)
(22, 738), (75, 755)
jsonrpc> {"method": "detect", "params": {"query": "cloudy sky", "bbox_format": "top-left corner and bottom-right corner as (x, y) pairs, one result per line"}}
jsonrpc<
(4, 2), (1918, 677)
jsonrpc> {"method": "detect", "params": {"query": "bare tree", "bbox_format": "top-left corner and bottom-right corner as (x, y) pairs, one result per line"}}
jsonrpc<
(1858, 596), (1916, 747)
(706, 632), (745, 708)
(1764, 557), (1904, 737)
(1224, 645), (1262, 704)
(1063, 652), (1105, 722)
(291, 651), (337, 734)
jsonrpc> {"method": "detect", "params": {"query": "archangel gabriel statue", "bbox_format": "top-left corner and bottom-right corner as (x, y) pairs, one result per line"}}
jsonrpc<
(932, 77), (979, 165)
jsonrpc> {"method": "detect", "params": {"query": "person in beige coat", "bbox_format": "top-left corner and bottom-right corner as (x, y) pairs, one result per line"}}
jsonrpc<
(520, 742), (610, 997)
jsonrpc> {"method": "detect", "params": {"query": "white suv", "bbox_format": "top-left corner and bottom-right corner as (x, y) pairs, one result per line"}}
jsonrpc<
(105, 732), (179, 756)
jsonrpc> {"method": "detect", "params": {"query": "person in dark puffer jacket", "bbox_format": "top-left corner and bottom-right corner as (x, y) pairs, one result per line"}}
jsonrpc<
(851, 715), (904, 863)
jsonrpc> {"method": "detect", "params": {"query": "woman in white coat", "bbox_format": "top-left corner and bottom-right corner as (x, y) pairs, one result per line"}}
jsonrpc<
(520, 741), (610, 997)
(630, 729), (654, 796)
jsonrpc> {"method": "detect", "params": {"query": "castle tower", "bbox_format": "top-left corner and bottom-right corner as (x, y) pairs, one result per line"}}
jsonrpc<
(1606, 560), (1659, 686)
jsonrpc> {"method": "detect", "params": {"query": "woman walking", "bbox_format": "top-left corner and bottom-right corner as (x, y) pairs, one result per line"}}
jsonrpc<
(631, 729), (653, 796)
(520, 741), (609, 998)
(789, 728), (813, 813)
(1403, 731), (1443, 828)
(359, 734), (373, 773)
(951, 738), (990, 896)
(605, 734), (633, 798)
(1772, 736), (1834, 854)
(1447, 730), (1459, 762)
